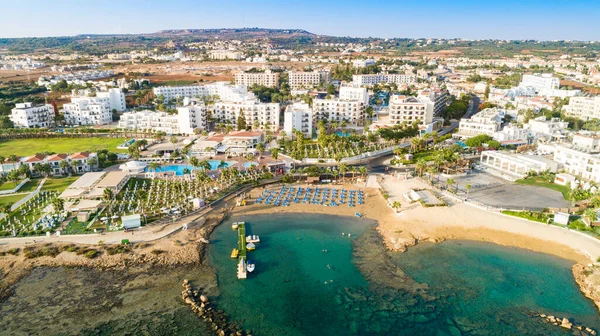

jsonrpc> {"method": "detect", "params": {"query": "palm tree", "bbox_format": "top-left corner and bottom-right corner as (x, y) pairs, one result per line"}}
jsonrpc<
(51, 197), (64, 214)
(70, 160), (80, 175)
(59, 160), (69, 175)
(410, 137), (422, 152)
(88, 157), (97, 171)
(189, 157), (199, 169)
(256, 143), (265, 154)
(392, 201), (401, 212)
(465, 184), (472, 199)
(0, 202), (12, 215)
(199, 160), (211, 171)
(148, 162), (160, 173)
(359, 166), (367, 179)
(415, 158), (427, 176)
(183, 168), (191, 175)
(103, 188), (114, 202)
(271, 148), (279, 160)
(584, 208), (598, 226)
(428, 167), (438, 183)
(170, 136), (178, 150)
(218, 160), (228, 169)
(339, 163), (348, 182)
(446, 178), (455, 193)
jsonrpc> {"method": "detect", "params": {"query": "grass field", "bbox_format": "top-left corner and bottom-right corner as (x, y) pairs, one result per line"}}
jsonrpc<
(41, 177), (78, 192)
(515, 176), (570, 200)
(0, 138), (127, 156)
(0, 194), (26, 207)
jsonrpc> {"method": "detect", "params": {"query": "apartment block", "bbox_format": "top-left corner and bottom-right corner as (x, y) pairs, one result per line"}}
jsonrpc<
(288, 70), (330, 89)
(338, 86), (369, 105)
(284, 102), (313, 138)
(455, 108), (505, 138)
(388, 95), (433, 126)
(213, 101), (280, 131)
(10, 102), (55, 128)
(153, 82), (252, 103)
(312, 99), (366, 126)
(118, 110), (180, 134)
(563, 96), (600, 121)
(63, 97), (112, 125)
(352, 73), (417, 86)
(235, 70), (279, 88)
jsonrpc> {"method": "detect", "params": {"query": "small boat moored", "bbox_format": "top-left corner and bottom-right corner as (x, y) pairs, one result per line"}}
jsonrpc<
(232, 222), (240, 230)
(246, 242), (256, 251)
(231, 248), (239, 258)
(247, 260), (255, 272)
(246, 235), (260, 243)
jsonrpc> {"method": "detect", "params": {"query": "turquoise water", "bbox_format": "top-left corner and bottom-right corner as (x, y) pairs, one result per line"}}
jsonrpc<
(145, 161), (233, 175)
(242, 162), (258, 168)
(209, 214), (600, 336)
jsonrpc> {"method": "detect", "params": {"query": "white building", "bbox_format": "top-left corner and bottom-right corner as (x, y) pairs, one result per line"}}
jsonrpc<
(480, 151), (558, 180)
(213, 100), (280, 131)
(520, 74), (560, 91)
(553, 142), (600, 183)
(352, 73), (416, 86)
(209, 50), (244, 60)
(96, 88), (126, 112)
(284, 102), (313, 138)
(288, 70), (330, 89)
(338, 86), (369, 105)
(118, 110), (180, 134)
(352, 59), (375, 68)
(388, 95), (433, 126)
(455, 108), (505, 138)
(493, 124), (531, 143)
(418, 88), (447, 117)
(63, 97), (112, 125)
(564, 96), (600, 121)
(177, 100), (208, 134)
(312, 99), (366, 126)
(153, 82), (252, 103)
(525, 116), (568, 139)
(10, 102), (55, 128)
(235, 70), (279, 88)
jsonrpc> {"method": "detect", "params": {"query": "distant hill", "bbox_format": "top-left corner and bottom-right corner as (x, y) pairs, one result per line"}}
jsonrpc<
(150, 28), (316, 39)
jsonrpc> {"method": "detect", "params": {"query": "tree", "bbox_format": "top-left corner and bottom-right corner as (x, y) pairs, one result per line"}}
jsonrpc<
(170, 136), (178, 149)
(189, 157), (199, 169)
(59, 160), (69, 175)
(199, 160), (211, 171)
(415, 159), (427, 176)
(148, 162), (159, 173)
(0, 202), (13, 215)
(70, 160), (80, 175)
(465, 184), (472, 199)
(103, 188), (114, 202)
(271, 148), (279, 160)
(446, 178), (455, 192)
(339, 163), (348, 182)
(7, 170), (20, 187)
(218, 160), (228, 169)
(51, 197), (64, 214)
(484, 84), (490, 100)
(392, 201), (401, 211)
(183, 168), (191, 175)
(256, 143), (265, 153)
(237, 109), (247, 131)
(88, 157), (97, 171)
(584, 208), (598, 226)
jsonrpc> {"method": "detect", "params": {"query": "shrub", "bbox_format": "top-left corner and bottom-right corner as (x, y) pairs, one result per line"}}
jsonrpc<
(7, 248), (20, 255)
(150, 249), (165, 255)
(84, 249), (100, 259)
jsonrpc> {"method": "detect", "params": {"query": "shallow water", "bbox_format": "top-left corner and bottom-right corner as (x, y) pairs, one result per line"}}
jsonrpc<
(209, 213), (600, 336)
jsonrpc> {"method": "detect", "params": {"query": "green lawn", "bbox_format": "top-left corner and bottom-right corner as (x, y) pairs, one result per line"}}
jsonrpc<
(0, 181), (21, 191)
(41, 177), (78, 192)
(401, 150), (437, 164)
(0, 137), (127, 157)
(515, 176), (570, 200)
(0, 194), (26, 207)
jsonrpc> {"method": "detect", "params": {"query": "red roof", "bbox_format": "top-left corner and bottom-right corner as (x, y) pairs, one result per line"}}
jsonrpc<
(47, 154), (68, 161)
(228, 131), (262, 138)
(207, 135), (225, 142)
(24, 154), (46, 163)
(70, 152), (90, 159)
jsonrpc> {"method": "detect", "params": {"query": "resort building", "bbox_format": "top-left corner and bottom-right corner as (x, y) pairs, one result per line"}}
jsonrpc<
(0, 158), (22, 177)
(338, 87), (369, 105)
(352, 73), (417, 86)
(59, 172), (106, 199)
(283, 102), (313, 138)
(418, 88), (447, 118)
(222, 131), (264, 149)
(86, 171), (129, 198)
(312, 98), (366, 126)
(480, 151), (558, 180)
(493, 124), (531, 143)
(524, 116), (569, 140)
(209, 50), (244, 60)
(563, 96), (600, 121)
(553, 142), (600, 182)
(10, 102), (55, 128)
(118, 110), (180, 134)
(288, 70), (330, 89)
(455, 108), (505, 139)
(388, 95), (433, 126)
(21, 152), (97, 176)
(176, 100), (209, 134)
(352, 59), (375, 68)
(153, 82), (253, 103)
(96, 88), (126, 112)
(235, 70), (279, 88)
(63, 97), (112, 125)
(520, 74), (560, 91)
(213, 100), (280, 131)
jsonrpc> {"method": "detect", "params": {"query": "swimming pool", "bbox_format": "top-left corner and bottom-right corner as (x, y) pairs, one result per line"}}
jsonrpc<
(242, 162), (258, 168)
(145, 160), (234, 175)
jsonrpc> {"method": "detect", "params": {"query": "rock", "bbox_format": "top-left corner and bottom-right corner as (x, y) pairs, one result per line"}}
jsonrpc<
(548, 316), (556, 323)
(200, 295), (208, 303)
(560, 318), (572, 330)
(185, 297), (193, 305)
(540, 314), (546, 318)
(217, 329), (225, 336)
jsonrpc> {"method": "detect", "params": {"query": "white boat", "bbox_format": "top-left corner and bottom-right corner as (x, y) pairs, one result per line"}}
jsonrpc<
(246, 235), (260, 243)
(232, 222), (239, 230)
(237, 258), (247, 279)
(247, 261), (255, 272)
(246, 242), (256, 251)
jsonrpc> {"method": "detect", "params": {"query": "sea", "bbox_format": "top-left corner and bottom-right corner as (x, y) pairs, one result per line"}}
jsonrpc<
(0, 213), (599, 335)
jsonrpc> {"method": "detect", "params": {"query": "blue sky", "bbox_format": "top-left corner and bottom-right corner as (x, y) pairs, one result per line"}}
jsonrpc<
(1, 0), (598, 40)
